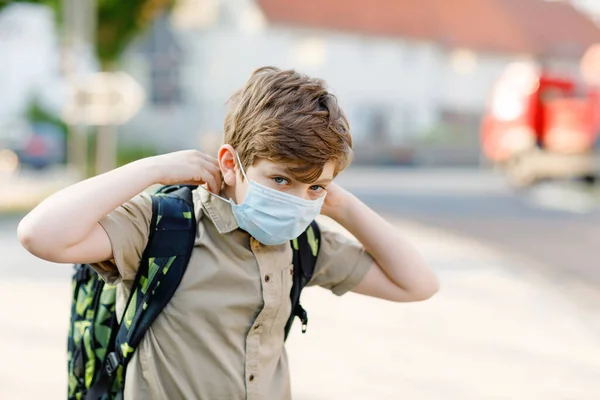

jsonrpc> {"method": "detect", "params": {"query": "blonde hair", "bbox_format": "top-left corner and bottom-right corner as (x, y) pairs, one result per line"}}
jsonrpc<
(223, 66), (353, 182)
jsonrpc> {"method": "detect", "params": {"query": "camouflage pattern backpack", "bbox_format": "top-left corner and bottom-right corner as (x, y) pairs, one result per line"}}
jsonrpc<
(66, 185), (321, 400)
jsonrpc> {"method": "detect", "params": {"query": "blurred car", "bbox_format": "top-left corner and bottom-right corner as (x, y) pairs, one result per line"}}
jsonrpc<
(0, 119), (28, 174)
(481, 63), (600, 187)
(18, 121), (66, 169)
(0, 119), (66, 172)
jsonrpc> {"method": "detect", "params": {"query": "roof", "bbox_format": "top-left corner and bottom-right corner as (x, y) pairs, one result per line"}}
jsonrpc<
(256, 0), (600, 58)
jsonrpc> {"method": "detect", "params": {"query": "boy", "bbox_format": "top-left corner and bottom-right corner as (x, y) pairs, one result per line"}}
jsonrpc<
(18, 66), (439, 399)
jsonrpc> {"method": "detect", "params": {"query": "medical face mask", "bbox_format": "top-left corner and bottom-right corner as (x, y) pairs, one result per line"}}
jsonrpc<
(211, 154), (326, 245)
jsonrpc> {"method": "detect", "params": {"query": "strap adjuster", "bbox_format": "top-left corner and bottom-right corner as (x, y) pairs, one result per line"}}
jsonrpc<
(295, 304), (308, 334)
(75, 265), (91, 283)
(105, 352), (120, 377)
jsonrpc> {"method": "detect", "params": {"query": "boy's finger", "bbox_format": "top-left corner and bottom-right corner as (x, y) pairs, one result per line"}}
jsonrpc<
(203, 173), (219, 194)
(200, 157), (221, 174)
(203, 154), (219, 166)
(212, 172), (224, 194)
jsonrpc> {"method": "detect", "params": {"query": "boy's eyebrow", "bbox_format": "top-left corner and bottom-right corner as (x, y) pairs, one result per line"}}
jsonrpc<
(313, 177), (333, 185)
(267, 166), (292, 175)
(268, 165), (333, 184)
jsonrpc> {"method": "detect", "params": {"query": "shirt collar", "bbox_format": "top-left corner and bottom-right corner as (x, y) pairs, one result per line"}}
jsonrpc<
(195, 186), (239, 234)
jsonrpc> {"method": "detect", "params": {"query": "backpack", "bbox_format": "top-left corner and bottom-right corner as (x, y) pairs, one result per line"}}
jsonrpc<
(66, 185), (321, 400)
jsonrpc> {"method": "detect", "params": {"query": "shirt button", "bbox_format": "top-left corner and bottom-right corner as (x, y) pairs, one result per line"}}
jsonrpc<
(249, 374), (255, 382)
(264, 274), (271, 283)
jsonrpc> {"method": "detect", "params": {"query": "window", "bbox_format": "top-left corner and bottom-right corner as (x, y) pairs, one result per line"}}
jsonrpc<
(140, 16), (184, 107)
(150, 52), (182, 106)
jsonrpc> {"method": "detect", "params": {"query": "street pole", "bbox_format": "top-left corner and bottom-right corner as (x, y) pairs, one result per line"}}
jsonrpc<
(95, 124), (117, 174)
(62, 0), (97, 178)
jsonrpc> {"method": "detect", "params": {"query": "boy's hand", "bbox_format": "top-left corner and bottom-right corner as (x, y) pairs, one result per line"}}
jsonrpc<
(153, 150), (222, 193)
(320, 182), (354, 220)
(320, 182), (439, 303)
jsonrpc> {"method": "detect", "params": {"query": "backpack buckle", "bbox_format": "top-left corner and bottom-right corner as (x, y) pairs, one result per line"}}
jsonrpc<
(105, 352), (120, 377)
(296, 305), (308, 334)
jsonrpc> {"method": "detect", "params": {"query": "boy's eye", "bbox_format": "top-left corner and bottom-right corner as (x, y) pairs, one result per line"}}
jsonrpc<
(272, 177), (289, 185)
(310, 185), (325, 192)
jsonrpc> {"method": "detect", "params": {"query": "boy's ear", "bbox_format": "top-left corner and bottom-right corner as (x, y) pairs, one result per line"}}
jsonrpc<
(218, 145), (238, 186)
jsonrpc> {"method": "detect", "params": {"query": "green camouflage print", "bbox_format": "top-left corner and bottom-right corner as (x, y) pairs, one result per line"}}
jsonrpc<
(67, 187), (196, 400)
(66, 186), (316, 399)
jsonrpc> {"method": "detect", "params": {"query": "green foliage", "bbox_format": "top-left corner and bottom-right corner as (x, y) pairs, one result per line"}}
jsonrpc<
(25, 97), (67, 135)
(0, 0), (60, 13)
(0, 0), (175, 68)
(96, 0), (175, 69)
(116, 142), (158, 167)
(25, 96), (68, 153)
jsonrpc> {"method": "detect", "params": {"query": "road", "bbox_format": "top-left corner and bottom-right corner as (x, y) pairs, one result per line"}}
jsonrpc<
(7, 166), (599, 289)
(336, 167), (600, 309)
(3, 166), (600, 309)
(2, 167), (600, 399)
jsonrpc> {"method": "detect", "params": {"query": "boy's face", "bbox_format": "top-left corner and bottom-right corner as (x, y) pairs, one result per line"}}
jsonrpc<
(219, 144), (334, 204)
(237, 158), (334, 203)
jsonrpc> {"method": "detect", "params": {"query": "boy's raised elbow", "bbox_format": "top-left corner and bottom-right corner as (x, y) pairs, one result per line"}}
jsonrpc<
(17, 217), (55, 261)
(18, 217), (42, 255)
(400, 277), (440, 302)
(413, 280), (440, 301)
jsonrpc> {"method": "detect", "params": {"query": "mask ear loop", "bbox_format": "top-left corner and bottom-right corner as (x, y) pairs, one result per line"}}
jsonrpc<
(235, 151), (250, 182)
(198, 183), (230, 203)
(197, 150), (243, 204)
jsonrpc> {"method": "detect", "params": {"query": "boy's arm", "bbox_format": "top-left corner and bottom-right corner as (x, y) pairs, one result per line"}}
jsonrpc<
(18, 150), (221, 264)
(322, 183), (439, 302)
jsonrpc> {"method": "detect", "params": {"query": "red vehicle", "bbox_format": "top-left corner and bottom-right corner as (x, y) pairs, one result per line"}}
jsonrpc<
(481, 62), (600, 186)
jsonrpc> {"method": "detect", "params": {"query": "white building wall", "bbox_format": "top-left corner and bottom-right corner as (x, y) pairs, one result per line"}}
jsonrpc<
(0, 3), (66, 121)
(122, 0), (582, 154)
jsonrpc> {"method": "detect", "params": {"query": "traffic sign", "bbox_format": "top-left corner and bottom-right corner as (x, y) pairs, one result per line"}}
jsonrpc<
(62, 71), (146, 126)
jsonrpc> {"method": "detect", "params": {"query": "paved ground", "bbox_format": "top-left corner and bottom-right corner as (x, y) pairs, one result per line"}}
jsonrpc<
(287, 218), (600, 400)
(0, 167), (80, 213)
(2, 213), (600, 399)
(2, 167), (600, 399)
(336, 167), (600, 312)
(0, 216), (71, 399)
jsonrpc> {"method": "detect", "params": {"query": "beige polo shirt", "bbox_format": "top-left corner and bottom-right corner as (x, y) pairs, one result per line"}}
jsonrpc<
(91, 187), (373, 400)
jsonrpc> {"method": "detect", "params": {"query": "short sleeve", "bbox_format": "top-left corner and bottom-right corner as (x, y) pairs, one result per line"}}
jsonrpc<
(307, 221), (374, 296)
(90, 192), (153, 285)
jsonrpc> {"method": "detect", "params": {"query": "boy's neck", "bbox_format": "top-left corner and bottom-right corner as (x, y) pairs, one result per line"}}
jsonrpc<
(220, 184), (237, 204)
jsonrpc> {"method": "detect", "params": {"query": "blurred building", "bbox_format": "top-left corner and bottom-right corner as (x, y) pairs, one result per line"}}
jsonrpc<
(0, 3), (72, 170)
(120, 0), (600, 164)
(4, 0), (599, 165)
(0, 3), (65, 124)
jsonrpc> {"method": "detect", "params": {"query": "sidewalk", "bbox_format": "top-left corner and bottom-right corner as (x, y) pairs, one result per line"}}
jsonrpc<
(0, 165), (510, 214)
(0, 167), (80, 213)
(1, 217), (600, 399)
(286, 217), (600, 400)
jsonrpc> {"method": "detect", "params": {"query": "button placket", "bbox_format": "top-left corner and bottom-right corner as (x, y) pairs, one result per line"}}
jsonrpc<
(245, 240), (283, 399)
(245, 317), (261, 397)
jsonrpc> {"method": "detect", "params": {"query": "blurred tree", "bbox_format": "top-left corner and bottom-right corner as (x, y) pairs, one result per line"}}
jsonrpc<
(0, 0), (175, 175)
(0, 0), (175, 69)
(0, 0), (60, 12)
(25, 96), (68, 134)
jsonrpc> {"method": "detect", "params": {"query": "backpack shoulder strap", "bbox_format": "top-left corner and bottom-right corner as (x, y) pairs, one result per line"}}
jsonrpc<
(115, 186), (196, 358)
(86, 186), (196, 399)
(285, 220), (321, 340)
